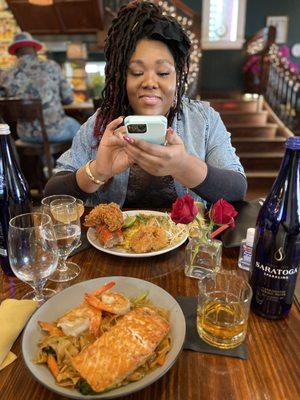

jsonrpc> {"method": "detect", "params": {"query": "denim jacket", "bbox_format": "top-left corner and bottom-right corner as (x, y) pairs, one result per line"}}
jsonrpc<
(56, 98), (245, 206)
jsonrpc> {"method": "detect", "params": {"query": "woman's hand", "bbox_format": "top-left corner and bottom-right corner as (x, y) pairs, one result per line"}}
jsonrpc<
(123, 127), (208, 187)
(94, 117), (132, 179)
(123, 127), (187, 176)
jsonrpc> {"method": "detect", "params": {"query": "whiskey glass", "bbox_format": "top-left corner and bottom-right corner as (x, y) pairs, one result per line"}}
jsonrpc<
(197, 271), (252, 349)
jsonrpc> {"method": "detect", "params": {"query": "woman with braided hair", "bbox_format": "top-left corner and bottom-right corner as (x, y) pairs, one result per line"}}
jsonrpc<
(45, 0), (247, 207)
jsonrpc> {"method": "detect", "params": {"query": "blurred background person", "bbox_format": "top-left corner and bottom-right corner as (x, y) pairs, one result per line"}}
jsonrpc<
(0, 32), (80, 143)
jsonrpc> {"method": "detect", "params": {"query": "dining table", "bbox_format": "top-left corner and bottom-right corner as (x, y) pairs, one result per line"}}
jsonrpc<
(0, 228), (300, 400)
(63, 101), (95, 125)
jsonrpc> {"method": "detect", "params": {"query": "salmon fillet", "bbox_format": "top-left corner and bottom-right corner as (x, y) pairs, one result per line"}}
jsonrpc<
(71, 307), (170, 393)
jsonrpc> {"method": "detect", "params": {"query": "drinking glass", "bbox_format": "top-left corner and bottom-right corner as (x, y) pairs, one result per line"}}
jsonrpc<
(75, 199), (84, 248)
(197, 271), (252, 349)
(185, 236), (222, 279)
(8, 213), (59, 304)
(41, 195), (76, 218)
(48, 198), (81, 282)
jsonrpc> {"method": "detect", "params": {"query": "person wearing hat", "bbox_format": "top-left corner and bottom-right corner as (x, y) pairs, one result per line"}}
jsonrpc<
(0, 32), (80, 143)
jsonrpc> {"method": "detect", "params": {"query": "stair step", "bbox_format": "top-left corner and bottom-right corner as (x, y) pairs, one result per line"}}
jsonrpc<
(222, 111), (268, 125)
(247, 171), (278, 177)
(228, 123), (277, 138)
(232, 137), (286, 153)
(208, 99), (258, 113)
(246, 172), (277, 196)
(240, 152), (283, 171)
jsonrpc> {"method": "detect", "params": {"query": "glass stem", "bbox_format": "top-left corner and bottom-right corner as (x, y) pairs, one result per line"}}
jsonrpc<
(33, 279), (46, 302)
(57, 256), (68, 272)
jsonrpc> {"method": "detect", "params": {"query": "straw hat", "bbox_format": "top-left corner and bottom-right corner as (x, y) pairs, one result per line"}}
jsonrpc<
(8, 32), (43, 55)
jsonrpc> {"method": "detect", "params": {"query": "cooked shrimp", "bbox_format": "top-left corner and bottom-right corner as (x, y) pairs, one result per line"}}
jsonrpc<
(85, 291), (131, 315)
(130, 224), (169, 253)
(57, 303), (102, 337)
(56, 282), (116, 337)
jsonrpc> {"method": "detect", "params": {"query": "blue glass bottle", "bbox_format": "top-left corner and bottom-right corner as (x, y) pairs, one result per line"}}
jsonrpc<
(0, 124), (32, 276)
(250, 136), (300, 319)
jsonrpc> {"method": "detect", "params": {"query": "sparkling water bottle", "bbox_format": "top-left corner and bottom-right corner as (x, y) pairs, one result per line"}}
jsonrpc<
(0, 124), (32, 276)
(250, 136), (300, 319)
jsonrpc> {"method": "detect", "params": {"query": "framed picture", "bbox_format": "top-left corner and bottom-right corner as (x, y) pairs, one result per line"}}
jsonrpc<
(266, 16), (288, 44)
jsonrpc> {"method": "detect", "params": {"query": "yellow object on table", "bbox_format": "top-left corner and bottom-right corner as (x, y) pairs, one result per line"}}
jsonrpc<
(0, 299), (38, 370)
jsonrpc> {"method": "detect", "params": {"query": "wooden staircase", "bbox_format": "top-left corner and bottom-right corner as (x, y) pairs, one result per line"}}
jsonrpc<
(208, 97), (291, 200)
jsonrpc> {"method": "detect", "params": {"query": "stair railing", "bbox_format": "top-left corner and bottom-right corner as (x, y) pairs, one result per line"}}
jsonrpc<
(262, 44), (300, 131)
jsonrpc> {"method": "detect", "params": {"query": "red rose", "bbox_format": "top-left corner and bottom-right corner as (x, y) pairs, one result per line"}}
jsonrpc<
(171, 194), (198, 224)
(210, 199), (238, 227)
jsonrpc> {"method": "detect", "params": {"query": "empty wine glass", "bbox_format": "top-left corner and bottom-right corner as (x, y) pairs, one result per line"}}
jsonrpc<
(8, 213), (59, 304)
(49, 198), (81, 282)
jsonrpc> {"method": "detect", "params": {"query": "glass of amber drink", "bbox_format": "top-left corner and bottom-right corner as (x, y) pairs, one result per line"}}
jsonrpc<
(197, 271), (252, 349)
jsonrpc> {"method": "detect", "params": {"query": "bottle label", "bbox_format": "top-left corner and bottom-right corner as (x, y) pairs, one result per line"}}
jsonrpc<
(0, 223), (7, 257)
(255, 261), (298, 279)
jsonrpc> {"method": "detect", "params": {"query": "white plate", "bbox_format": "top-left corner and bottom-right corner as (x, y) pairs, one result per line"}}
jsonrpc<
(87, 210), (188, 258)
(22, 276), (186, 399)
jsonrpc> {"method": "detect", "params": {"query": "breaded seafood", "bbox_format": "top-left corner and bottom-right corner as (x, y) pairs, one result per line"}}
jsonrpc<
(130, 224), (169, 253)
(71, 307), (170, 393)
(84, 202), (123, 231)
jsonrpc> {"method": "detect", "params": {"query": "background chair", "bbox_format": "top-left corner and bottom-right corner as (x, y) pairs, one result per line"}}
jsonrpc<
(0, 98), (71, 196)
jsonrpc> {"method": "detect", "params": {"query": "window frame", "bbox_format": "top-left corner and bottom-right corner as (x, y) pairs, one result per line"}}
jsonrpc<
(201, 0), (247, 50)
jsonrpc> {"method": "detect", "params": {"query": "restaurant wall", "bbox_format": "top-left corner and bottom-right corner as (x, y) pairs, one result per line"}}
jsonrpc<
(38, 0), (300, 94)
(186, 0), (300, 93)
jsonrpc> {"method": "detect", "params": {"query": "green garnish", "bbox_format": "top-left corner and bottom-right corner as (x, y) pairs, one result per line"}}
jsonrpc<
(122, 215), (137, 229)
(76, 379), (98, 395)
(131, 291), (149, 304)
(43, 346), (56, 356)
(136, 214), (148, 224)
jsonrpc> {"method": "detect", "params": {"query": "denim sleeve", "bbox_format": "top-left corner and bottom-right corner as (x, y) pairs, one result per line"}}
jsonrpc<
(54, 112), (98, 173)
(205, 106), (245, 176)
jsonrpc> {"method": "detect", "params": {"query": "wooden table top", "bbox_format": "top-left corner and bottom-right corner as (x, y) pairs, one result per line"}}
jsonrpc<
(1, 240), (299, 400)
(63, 101), (94, 110)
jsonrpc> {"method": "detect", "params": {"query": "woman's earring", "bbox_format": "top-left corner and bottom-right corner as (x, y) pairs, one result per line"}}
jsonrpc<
(172, 94), (178, 108)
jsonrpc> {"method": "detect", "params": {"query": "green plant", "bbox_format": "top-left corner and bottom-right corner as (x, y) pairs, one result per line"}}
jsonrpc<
(89, 73), (105, 99)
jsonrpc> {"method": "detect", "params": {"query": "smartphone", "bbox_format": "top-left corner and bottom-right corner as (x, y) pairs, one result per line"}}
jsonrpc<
(124, 115), (167, 145)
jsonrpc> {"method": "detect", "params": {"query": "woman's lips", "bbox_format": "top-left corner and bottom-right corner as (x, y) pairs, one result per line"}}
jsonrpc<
(139, 95), (161, 105)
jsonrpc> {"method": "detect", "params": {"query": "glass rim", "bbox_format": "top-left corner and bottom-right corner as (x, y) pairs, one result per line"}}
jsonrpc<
(9, 212), (52, 229)
(197, 270), (253, 303)
(41, 194), (76, 206)
(50, 198), (78, 208)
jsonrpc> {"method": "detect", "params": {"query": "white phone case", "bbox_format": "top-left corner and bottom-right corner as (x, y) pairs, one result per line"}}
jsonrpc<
(124, 115), (167, 145)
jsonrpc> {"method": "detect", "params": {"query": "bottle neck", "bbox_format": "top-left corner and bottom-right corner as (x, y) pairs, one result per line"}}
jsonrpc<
(270, 148), (299, 193)
(0, 134), (15, 168)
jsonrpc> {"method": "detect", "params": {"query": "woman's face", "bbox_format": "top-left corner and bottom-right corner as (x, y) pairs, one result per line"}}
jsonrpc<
(126, 38), (177, 116)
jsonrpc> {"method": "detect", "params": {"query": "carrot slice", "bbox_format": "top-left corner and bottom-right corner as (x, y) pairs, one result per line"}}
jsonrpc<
(47, 354), (59, 378)
(38, 321), (63, 336)
(156, 354), (166, 366)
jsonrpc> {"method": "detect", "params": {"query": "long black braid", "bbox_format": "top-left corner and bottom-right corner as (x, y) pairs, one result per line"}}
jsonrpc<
(93, 0), (191, 139)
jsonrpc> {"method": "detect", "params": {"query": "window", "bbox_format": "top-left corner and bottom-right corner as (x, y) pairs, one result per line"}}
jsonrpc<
(201, 0), (247, 49)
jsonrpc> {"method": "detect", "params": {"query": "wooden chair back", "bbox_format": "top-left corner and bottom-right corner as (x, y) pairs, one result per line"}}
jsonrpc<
(0, 97), (53, 183)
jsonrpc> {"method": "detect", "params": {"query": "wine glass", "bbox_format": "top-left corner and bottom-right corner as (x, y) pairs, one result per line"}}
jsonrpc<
(75, 199), (84, 249)
(48, 198), (81, 282)
(41, 195), (76, 219)
(8, 213), (59, 304)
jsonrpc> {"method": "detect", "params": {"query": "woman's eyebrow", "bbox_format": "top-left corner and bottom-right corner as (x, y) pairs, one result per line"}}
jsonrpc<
(128, 59), (174, 66)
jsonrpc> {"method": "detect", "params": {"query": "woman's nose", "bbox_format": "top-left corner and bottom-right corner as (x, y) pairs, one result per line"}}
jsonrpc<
(141, 72), (158, 89)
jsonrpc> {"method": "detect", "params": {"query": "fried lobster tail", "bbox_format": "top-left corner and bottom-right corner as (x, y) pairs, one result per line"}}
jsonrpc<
(96, 225), (123, 248)
(71, 307), (170, 393)
(84, 202), (124, 231)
